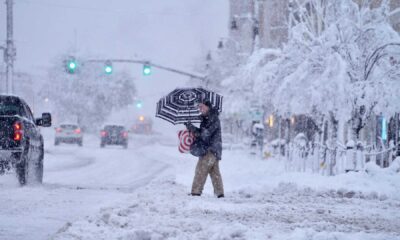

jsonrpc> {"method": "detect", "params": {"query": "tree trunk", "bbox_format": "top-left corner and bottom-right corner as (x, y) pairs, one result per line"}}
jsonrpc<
(328, 111), (339, 176)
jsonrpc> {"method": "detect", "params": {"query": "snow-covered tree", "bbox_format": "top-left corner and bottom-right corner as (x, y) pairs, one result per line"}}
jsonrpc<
(221, 0), (399, 145)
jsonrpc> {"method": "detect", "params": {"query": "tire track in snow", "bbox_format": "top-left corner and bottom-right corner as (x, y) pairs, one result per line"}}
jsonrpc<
(0, 134), (172, 240)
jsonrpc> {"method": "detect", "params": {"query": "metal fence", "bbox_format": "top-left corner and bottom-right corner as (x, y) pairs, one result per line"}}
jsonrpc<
(283, 141), (396, 176)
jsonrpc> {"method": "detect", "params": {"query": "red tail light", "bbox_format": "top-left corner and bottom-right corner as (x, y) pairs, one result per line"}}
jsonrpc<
(101, 131), (107, 137)
(74, 128), (81, 134)
(56, 128), (62, 133)
(13, 122), (23, 141)
(122, 132), (128, 138)
(14, 122), (22, 131)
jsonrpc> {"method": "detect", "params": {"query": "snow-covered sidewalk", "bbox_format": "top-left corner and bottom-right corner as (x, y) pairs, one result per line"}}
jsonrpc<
(53, 142), (400, 240)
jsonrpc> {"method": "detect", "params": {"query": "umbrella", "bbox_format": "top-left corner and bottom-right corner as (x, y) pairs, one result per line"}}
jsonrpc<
(156, 87), (223, 124)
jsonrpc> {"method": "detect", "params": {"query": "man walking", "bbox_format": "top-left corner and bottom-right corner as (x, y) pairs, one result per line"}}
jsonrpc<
(185, 99), (224, 198)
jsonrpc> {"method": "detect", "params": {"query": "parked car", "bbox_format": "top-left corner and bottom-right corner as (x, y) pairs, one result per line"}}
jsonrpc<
(100, 125), (128, 148)
(0, 95), (51, 185)
(54, 123), (83, 146)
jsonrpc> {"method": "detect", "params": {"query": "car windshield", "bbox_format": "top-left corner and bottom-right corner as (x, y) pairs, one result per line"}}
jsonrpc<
(60, 124), (78, 130)
(104, 126), (124, 132)
(0, 97), (24, 116)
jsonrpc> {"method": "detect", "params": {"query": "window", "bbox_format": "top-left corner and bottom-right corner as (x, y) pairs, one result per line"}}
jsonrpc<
(231, 18), (238, 30)
(0, 97), (24, 117)
(24, 104), (35, 122)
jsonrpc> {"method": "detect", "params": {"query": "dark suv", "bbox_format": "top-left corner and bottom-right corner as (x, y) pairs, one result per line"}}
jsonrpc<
(100, 125), (128, 148)
(0, 95), (51, 185)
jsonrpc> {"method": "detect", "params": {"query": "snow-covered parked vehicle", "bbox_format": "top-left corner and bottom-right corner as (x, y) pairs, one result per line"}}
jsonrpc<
(0, 95), (51, 185)
(100, 125), (128, 148)
(54, 123), (83, 146)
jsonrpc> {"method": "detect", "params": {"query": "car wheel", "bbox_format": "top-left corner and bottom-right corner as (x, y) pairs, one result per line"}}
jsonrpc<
(16, 142), (44, 186)
(15, 155), (27, 186)
(34, 143), (44, 183)
(15, 147), (29, 186)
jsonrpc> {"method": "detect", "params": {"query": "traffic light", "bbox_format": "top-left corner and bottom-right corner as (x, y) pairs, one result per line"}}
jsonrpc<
(104, 61), (113, 74)
(136, 100), (143, 109)
(66, 58), (77, 74)
(143, 63), (151, 76)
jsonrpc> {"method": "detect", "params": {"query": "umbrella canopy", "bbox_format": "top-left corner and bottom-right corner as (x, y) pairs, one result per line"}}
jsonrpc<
(156, 87), (223, 125)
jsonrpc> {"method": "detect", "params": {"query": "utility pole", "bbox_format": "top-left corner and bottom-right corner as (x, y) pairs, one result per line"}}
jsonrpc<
(5, 0), (16, 94)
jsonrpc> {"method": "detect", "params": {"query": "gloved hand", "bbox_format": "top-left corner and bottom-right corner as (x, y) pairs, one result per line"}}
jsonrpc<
(184, 121), (194, 131)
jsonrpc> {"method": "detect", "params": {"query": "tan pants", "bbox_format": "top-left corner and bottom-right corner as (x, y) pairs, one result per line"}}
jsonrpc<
(191, 151), (224, 196)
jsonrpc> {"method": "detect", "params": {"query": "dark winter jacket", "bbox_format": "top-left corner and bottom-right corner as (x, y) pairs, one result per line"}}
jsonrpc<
(186, 108), (222, 160)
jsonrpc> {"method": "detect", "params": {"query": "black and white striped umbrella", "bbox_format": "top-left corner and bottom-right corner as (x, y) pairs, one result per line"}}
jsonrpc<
(156, 87), (223, 125)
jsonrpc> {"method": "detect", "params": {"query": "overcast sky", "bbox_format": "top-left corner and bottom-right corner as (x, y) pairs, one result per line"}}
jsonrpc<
(0, 0), (229, 129)
(0, 0), (228, 73)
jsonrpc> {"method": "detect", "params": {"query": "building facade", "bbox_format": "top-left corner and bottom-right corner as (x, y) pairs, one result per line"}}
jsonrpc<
(229, 0), (256, 55)
(228, 0), (289, 54)
(258, 0), (289, 49)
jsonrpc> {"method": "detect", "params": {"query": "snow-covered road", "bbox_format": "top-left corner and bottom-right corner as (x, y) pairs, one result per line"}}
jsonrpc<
(1, 130), (400, 240)
(0, 131), (170, 240)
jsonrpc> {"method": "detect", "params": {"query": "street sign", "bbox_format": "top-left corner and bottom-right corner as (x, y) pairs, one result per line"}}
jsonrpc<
(249, 109), (263, 121)
(382, 117), (387, 141)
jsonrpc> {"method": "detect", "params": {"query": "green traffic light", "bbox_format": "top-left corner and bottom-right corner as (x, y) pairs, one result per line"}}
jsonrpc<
(136, 101), (143, 108)
(67, 60), (77, 73)
(105, 66), (112, 74)
(69, 62), (76, 69)
(104, 61), (113, 74)
(143, 65), (151, 76)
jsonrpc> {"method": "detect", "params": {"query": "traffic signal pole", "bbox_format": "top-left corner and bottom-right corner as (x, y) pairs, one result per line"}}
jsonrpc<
(85, 59), (206, 80)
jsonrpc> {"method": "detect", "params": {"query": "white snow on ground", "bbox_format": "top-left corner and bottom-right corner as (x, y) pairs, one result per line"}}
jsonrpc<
(1, 130), (400, 239)
(0, 130), (168, 240)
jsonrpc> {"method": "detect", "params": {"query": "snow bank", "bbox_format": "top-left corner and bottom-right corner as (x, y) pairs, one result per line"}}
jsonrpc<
(52, 144), (400, 240)
(53, 177), (400, 240)
(274, 228), (399, 240)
